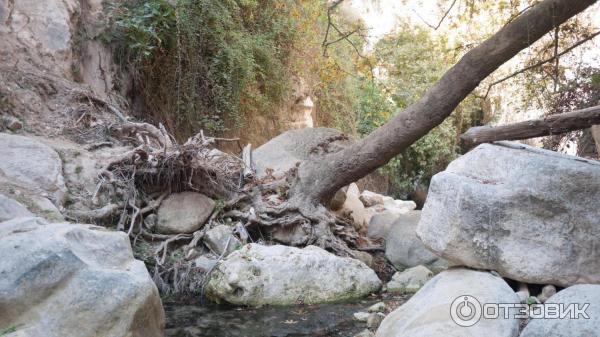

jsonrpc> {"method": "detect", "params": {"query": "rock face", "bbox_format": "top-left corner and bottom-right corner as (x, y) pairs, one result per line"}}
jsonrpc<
(0, 0), (78, 75)
(417, 142), (600, 287)
(0, 217), (164, 337)
(252, 128), (352, 178)
(376, 268), (520, 337)
(206, 244), (381, 306)
(386, 265), (433, 294)
(520, 284), (600, 337)
(0, 134), (67, 207)
(384, 211), (440, 269)
(0, 193), (33, 221)
(156, 192), (215, 234)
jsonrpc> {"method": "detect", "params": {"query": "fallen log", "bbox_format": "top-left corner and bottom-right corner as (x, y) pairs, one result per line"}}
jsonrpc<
(461, 105), (600, 146)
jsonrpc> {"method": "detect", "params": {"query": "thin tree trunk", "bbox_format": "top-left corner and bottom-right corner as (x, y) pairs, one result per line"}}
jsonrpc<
(592, 125), (600, 155)
(460, 105), (600, 146)
(291, 0), (598, 204)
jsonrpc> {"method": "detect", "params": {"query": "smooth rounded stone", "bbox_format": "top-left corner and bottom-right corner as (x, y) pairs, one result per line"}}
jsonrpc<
(360, 190), (392, 207)
(156, 192), (215, 234)
(252, 127), (352, 179)
(368, 302), (387, 313)
(376, 268), (520, 337)
(270, 223), (311, 246)
(144, 213), (157, 230)
(352, 250), (374, 268)
(0, 217), (165, 337)
(386, 265), (433, 294)
(417, 142), (600, 287)
(0, 193), (33, 222)
(367, 211), (398, 239)
(203, 225), (242, 256)
(1, 115), (23, 131)
(329, 186), (348, 211)
(0, 133), (67, 205)
(194, 255), (218, 272)
(516, 290), (530, 303)
(354, 312), (371, 322)
(537, 285), (557, 303)
(340, 183), (369, 230)
(382, 199), (416, 215)
(520, 284), (600, 337)
(385, 210), (440, 269)
(355, 329), (375, 337)
(205, 244), (382, 306)
(367, 313), (386, 329)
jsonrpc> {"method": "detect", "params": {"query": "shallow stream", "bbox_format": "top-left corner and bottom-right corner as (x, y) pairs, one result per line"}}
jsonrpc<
(165, 295), (409, 337)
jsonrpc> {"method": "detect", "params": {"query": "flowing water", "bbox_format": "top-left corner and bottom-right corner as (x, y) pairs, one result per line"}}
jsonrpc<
(165, 295), (409, 337)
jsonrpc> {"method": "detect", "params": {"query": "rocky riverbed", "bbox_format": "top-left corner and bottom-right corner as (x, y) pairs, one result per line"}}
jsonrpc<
(164, 295), (410, 337)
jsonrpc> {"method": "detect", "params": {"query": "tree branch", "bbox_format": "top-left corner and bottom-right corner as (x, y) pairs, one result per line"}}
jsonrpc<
(484, 30), (600, 98)
(460, 105), (600, 146)
(413, 0), (458, 30)
(322, 0), (345, 56)
(292, 0), (598, 204)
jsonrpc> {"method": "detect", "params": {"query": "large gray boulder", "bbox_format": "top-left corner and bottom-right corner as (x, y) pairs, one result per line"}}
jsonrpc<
(206, 244), (381, 306)
(520, 284), (600, 337)
(376, 268), (520, 337)
(384, 210), (440, 269)
(253, 128), (352, 178)
(0, 193), (33, 222)
(156, 192), (215, 234)
(0, 217), (164, 337)
(0, 134), (67, 207)
(417, 142), (600, 287)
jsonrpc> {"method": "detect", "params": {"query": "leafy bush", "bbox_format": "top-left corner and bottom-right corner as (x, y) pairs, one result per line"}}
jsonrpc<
(355, 25), (476, 198)
(105, 0), (299, 137)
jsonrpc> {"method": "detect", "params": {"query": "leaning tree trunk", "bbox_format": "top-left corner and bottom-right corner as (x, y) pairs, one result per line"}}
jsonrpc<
(290, 0), (598, 204)
(460, 105), (600, 146)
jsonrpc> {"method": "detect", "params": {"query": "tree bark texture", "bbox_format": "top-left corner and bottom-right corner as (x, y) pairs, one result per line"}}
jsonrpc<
(460, 105), (600, 146)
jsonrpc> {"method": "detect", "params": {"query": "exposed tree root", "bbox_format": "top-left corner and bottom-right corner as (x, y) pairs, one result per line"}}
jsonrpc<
(90, 118), (375, 295)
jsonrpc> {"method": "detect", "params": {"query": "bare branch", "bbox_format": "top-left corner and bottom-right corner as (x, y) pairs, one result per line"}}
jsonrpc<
(461, 105), (600, 146)
(413, 0), (458, 30)
(484, 30), (600, 98)
(322, 0), (345, 56)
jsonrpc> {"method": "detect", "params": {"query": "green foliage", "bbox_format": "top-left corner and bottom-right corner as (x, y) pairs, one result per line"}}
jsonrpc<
(103, 0), (482, 197)
(106, 0), (176, 63)
(212, 198), (226, 219)
(105, 0), (300, 137)
(353, 25), (472, 197)
(132, 240), (153, 264)
(0, 325), (18, 336)
(544, 66), (600, 153)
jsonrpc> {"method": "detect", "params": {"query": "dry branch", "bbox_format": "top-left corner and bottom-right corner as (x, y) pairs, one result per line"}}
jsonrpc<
(413, 0), (458, 30)
(483, 30), (600, 98)
(66, 203), (122, 221)
(461, 105), (600, 146)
